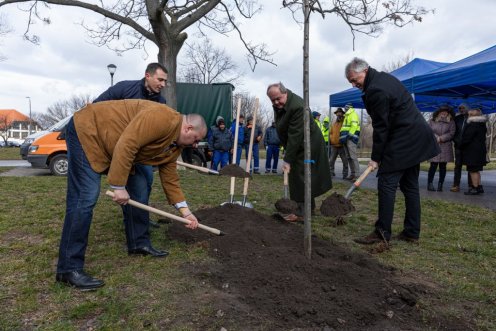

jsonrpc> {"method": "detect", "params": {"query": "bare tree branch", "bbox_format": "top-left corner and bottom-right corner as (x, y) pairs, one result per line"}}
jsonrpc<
(178, 38), (243, 85)
(0, 0), (275, 106)
(282, 0), (432, 49)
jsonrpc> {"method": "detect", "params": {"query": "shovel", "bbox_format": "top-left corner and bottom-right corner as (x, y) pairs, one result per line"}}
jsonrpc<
(177, 160), (220, 175)
(177, 160), (248, 178)
(240, 98), (259, 208)
(105, 190), (225, 236)
(344, 165), (374, 199)
(283, 169), (289, 199)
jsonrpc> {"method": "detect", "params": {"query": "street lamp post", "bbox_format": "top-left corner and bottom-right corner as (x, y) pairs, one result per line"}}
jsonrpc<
(26, 96), (32, 135)
(107, 64), (117, 86)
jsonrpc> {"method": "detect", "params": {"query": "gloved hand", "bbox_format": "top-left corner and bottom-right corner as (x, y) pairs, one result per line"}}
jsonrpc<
(350, 134), (359, 144)
(339, 134), (349, 144)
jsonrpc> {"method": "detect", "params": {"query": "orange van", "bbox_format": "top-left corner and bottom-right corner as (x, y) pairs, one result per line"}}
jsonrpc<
(27, 116), (71, 176)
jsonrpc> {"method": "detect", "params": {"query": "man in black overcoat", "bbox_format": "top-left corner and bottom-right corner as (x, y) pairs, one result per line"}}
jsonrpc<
(267, 82), (332, 218)
(345, 58), (439, 244)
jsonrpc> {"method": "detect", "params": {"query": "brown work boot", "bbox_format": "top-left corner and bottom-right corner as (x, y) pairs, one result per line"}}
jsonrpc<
(394, 232), (419, 245)
(354, 231), (386, 245)
(450, 185), (460, 192)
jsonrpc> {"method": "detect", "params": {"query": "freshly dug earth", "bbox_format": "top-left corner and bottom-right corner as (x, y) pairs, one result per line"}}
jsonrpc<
(219, 164), (250, 178)
(320, 192), (355, 217)
(167, 204), (472, 330)
(274, 198), (299, 214)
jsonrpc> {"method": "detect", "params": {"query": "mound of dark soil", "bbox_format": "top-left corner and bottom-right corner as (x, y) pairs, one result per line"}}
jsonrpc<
(274, 198), (299, 214)
(167, 204), (472, 330)
(219, 164), (250, 178)
(320, 192), (355, 217)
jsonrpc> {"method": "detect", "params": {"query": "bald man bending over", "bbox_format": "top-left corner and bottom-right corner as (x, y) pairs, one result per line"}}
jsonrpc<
(56, 99), (207, 290)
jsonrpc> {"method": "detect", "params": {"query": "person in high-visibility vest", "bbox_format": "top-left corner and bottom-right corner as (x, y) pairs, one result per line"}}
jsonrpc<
(322, 115), (330, 155)
(312, 111), (323, 130)
(313, 111), (329, 153)
(339, 104), (361, 181)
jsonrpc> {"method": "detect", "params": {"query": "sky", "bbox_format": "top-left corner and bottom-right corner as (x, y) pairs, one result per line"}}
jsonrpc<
(1, 0), (496, 121)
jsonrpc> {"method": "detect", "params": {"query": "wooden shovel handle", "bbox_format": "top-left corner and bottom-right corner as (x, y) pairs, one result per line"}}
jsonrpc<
(177, 161), (219, 175)
(105, 191), (223, 236)
(352, 165), (374, 187)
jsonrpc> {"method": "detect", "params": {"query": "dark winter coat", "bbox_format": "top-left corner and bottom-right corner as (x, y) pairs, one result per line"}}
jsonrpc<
(93, 79), (166, 104)
(361, 68), (440, 174)
(264, 126), (281, 146)
(453, 113), (468, 148)
(208, 126), (233, 152)
(459, 115), (488, 167)
(428, 112), (455, 163)
(273, 89), (332, 202)
(243, 125), (263, 145)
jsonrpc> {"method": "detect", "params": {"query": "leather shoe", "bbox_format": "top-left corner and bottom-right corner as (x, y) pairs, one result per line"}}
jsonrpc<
(128, 246), (169, 258)
(354, 231), (388, 245)
(56, 270), (105, 290)
(450, 185), (460, 192)
(394, 232), (419, 244)
(346, 175), (357, 181)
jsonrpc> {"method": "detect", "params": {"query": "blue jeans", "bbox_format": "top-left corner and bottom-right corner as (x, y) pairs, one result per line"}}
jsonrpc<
(212, 150), (229, 170)
(122, 163), (153, 227)
(265, 145), (280, 172)
(57, 119), (151, 274)
(245, 143), (260, 172)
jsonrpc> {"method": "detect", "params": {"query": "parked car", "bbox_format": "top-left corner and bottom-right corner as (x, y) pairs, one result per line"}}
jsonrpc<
(0, 138), (23, 147)
(20, 117), (73, 159)
(26, 116), (72, 176)
(20, 131), (49, 159)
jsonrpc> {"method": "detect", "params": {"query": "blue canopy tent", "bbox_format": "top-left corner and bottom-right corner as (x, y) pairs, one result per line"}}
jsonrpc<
(330, 47), (496, 112)
(329, 58), (449, 111)
(407, 44), (496, 113)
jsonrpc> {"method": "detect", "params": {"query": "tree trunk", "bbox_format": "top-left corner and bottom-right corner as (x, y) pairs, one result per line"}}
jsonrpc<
(302, 0), (312, 259)
(153, 32), (184, 109)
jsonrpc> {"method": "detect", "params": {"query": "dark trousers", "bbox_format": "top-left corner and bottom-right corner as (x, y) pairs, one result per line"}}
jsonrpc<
(181, 147), (193, 164)
(329, 145), (348, 177)
(375, 164), (421, 240)
(427, 162), (447, 184)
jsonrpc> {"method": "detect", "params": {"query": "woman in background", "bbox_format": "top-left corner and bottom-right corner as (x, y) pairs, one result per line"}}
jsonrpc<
(427, 105), (456, 192)
(460, 109), (488, 195)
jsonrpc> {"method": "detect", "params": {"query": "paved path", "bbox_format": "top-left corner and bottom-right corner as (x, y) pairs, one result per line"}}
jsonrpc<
(2, 159), (495, 210)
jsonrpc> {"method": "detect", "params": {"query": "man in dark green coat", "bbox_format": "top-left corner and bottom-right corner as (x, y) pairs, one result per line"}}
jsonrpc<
(267, 82), (332, 216)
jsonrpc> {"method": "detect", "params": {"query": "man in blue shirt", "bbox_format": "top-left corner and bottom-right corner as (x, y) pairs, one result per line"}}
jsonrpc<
(93, 63), (168, 256)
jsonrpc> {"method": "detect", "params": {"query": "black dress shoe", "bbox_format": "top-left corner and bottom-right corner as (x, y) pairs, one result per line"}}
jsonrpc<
(56, 270), (105, 290)
(128, 246), (169, 258)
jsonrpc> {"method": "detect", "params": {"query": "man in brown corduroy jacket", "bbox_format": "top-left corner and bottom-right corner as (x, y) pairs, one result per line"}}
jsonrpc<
(56, 99), (207, 290)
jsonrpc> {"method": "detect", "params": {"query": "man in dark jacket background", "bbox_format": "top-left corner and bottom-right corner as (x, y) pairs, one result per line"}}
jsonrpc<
(451, 103), (471, 192)
(93, 62), (168, 245)
(208, 116), (233, 170)
(263, 121), (281, 174)
(345, 58), (439, 244)
(243, 116), (263, 174)
(266, 82), (332, 218)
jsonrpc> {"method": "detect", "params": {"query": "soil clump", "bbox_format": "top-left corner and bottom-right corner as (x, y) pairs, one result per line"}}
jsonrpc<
(167, 204), (472, 330)
(219, 164), (250, 178)
(320, 192), (355, 217)
(274, 198), (299, 214)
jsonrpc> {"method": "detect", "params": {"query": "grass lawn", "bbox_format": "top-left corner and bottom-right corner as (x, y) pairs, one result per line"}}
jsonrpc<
(0, 147), (22, 160)
(0, 169), (495, 330)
